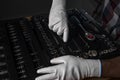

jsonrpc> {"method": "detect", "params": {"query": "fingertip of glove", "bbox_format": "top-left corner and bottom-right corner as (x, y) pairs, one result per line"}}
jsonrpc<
(50, 58), (55, 63)
(37, 70), (39, 73)
(63, 38), (67, 43)
(37, 69), (42, 73)
(35, 78), (38, 80)
(63, 28), (69, 42)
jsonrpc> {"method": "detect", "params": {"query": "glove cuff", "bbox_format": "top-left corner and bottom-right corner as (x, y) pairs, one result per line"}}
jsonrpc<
(89, 60), (101, 77)
(80, 59), (101, 78)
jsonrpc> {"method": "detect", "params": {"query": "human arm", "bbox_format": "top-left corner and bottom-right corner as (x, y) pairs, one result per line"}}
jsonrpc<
(49, 0), (69, 42)
(102, 56), (120, 78)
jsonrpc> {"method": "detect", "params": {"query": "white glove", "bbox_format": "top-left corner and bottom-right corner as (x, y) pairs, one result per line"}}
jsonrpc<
(35, 55), (101, 80)
(48, 5), (69, 42)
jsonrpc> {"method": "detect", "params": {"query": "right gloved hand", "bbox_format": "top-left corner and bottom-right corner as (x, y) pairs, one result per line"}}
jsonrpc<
(48, 1), (69, 42)
(36, 55), (101, 80)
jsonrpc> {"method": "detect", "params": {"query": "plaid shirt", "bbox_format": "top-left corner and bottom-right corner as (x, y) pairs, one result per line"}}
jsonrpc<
(92, 0), (120, 44)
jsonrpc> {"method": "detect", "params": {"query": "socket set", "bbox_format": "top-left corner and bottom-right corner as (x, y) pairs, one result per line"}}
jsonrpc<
(0, 9), (119, 80)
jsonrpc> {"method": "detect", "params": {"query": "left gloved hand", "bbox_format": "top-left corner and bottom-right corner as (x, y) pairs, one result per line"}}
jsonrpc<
(35, 55), (101, 80)
(48, 0), (69, 42)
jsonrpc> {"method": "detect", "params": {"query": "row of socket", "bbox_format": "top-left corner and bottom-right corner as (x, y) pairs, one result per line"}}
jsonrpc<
(8, 24), (28, 79)
(35, 19), (58, 58)
(0, 48), (9, 80)
(0, 27), (10, 79)
(19, 22), (42, 70)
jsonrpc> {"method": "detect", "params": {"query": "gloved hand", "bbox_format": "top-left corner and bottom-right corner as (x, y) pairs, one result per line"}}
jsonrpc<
(48, 2), (69, 42)
(35, 55), (101, 80)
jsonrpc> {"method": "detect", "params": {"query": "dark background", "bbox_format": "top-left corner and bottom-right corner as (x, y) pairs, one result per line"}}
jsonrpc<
(0, 0), (95, 20)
